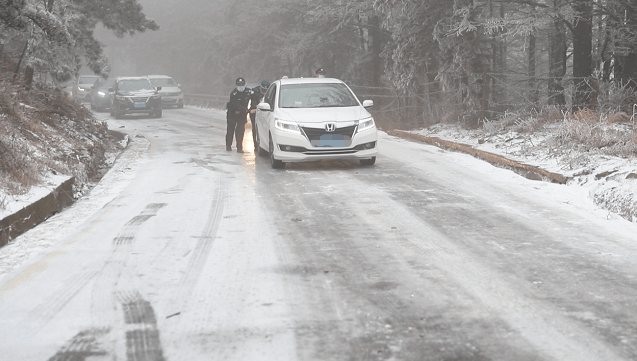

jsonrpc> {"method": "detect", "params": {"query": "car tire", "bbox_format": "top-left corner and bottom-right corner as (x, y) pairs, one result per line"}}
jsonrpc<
(269, 134), (285, 169)
(155, 109), (163, 118)
(178, 104), (184, 109)
(360, 157), (376, 166)
(255, 124), (268, 157)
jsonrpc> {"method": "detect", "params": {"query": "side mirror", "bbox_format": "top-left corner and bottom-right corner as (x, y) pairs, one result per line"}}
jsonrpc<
(363, 100), (373, 108)
(257, 102), (272, 111)
(156, 86), (162, 91)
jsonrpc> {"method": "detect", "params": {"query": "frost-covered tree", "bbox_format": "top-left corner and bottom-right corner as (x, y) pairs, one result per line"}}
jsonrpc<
(0, 0), (158, 85)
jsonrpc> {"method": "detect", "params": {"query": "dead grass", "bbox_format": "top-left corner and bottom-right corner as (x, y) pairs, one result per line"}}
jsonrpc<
(0, 66), (114, 203)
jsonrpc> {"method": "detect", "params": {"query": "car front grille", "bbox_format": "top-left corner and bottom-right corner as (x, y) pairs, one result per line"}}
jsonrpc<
(300, 125), (357, 147)
(164, 92), (182, 96)
(130, 97), (149, 102)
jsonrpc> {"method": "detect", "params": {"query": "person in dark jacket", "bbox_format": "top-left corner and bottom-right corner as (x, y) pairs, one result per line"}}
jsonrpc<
(249, 80), (270, 148)
(226, 77), (253, 152)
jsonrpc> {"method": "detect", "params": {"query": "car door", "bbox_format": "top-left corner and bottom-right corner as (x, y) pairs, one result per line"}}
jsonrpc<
(256, 83), (277, 150)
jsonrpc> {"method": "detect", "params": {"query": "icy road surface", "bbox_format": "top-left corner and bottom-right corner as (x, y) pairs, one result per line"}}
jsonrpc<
(1, 107), (637, 361)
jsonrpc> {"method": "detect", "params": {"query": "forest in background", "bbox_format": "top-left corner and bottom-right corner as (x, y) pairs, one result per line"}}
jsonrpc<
(3, 0), (637, 129)
(97, 0), (637, 129)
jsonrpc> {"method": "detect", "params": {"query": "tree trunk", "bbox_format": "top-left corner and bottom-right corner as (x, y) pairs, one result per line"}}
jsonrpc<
(491, 2), (507, 113)
(13, 37), (29, 82)
(548, 7), (566, 106)
(370, 15), (382, 87)
(615, 5), (637, 89)
(528, 33), (538, 108)
(571, 0), (596, 111)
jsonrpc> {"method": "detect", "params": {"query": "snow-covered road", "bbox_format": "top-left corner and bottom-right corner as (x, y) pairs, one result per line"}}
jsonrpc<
(1, 107), (637, 360)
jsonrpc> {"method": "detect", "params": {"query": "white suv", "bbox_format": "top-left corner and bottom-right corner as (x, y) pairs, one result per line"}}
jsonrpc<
(72, 75), (100, 102)
(255, 77), (378, 169)
(147, 75), (184, 108)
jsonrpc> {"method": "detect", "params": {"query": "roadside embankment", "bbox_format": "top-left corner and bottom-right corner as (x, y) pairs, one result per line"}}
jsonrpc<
(0, 177), (74, 247)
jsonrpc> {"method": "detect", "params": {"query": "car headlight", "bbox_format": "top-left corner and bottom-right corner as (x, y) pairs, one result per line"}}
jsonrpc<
(275, 119), (301, 134)
(115, 95), (127, 100)
(97, 91), (106, 97)
(357, 117), (375, 132)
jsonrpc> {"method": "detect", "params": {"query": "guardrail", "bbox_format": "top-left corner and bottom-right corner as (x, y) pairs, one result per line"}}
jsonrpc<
(183, 93), (227, 108)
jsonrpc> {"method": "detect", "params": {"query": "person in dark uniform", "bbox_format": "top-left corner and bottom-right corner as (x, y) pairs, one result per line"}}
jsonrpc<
(315, 68), (326, 77)
(226, 77), (253, 152)
(249, 80), (270, 149)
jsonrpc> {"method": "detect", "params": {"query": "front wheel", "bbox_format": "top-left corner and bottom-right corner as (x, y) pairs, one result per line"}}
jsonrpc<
(255, 124), (268, 157)
(153, 109), (162, 118)
(360, 157), (376, 166)
(269, 135), (285, 169)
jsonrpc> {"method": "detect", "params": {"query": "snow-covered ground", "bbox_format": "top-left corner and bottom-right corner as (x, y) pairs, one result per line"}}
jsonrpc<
(408, 123), (637, 223)
(1, 115), (635, 279)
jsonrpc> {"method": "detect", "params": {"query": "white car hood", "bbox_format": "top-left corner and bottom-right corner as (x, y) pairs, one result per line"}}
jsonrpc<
(277, 106), (369, 124)
(158, 86), (181, 93)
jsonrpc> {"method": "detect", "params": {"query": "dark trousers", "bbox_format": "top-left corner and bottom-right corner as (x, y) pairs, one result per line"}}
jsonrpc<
(226, 114), (247, 149)
(249, 112), (257, 148)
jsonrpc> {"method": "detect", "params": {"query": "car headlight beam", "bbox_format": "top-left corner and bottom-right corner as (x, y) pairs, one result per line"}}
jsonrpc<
(275, 119), (301, 134)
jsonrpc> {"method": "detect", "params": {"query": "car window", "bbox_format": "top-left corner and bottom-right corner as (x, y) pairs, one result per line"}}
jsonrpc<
(264, 84), (276, 108)
(279, 83), (358, 108)
(79, 76), (99, 84)
(149, 78), (176, 87)
(97, 79), (114, 90)
(117, 79), (154, 91)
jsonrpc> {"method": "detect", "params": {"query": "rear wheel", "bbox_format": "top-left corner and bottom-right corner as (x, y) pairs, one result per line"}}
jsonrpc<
(153, 109), (162, 118)
(269, 135), (285, 169)
(360, 157), (376, 166)
(255, 124), (268, 157)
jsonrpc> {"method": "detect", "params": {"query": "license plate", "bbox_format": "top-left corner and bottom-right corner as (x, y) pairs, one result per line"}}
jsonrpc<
(317, 134), (345, 147)
(134, 102), (146, 108)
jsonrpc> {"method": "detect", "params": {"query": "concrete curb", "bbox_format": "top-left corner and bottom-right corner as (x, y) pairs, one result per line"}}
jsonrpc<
(386, 130), (568, 184)
(0, 177), (75, 248)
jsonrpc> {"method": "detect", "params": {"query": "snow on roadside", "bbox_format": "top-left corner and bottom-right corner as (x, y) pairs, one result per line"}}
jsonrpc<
(0, 133), (148, 279)
(411, 123), (637, 223)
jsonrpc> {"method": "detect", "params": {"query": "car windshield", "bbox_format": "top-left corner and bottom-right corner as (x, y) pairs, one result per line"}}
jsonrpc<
(118, 79), (154, 91)
(279, 83), (359, 108)
(79, 76), (99, 84)
(96, 79), (114, 89)
(149, 78), (177, 87)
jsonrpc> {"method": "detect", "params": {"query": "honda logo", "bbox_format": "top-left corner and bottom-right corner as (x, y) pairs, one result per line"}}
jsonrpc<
(325, 123), (336, 132)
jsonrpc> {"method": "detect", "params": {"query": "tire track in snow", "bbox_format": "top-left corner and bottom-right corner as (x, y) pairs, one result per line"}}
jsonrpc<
(173, 179), (226, 300)
(117, 290), (166, 361)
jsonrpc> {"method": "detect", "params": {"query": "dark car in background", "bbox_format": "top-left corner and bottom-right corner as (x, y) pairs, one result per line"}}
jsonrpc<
(90, 78), (115, 112)
(109, 76), (162, 119)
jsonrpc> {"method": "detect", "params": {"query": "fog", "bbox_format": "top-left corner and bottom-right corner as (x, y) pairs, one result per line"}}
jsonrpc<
(95, 0), (299, 95)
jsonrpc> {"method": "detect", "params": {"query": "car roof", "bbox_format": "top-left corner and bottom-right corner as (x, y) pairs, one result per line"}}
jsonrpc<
(116, 76), (150, 81)
(146, 75), (172, 79)
(78, 75), (99, 82)
(277, 77), (345, 86)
